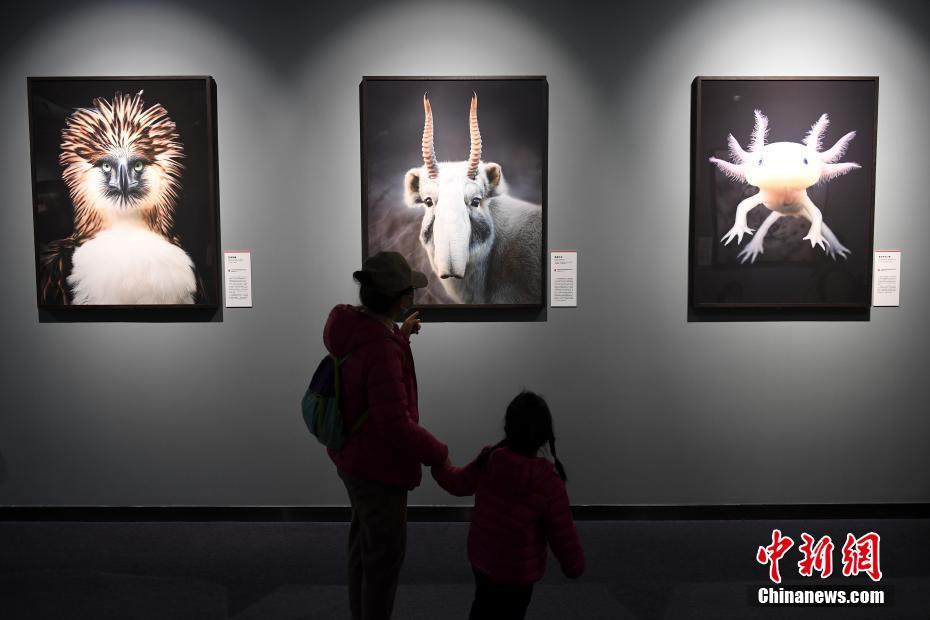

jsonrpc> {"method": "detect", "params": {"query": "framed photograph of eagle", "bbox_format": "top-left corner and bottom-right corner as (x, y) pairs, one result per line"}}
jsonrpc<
(27, 76), (220, 309)
(361, 77), (547, 320)
(690, 76), (879, 319)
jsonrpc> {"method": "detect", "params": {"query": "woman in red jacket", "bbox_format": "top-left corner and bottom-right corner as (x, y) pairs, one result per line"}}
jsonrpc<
(325, 251), (450, 620)
(431, 391), (585, 620)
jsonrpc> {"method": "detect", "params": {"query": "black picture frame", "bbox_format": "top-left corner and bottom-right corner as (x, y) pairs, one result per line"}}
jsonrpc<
(689, 76), (879, 320)
(28, 76), (221, 313)
(360, 76), (548, 322)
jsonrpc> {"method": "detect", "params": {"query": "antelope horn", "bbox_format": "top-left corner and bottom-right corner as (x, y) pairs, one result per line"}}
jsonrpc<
(422, 93), (438, 180)
(466, 92), (482, 179)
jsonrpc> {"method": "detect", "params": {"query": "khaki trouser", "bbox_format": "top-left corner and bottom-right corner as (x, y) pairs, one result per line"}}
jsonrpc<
(339, 470), (408, 620)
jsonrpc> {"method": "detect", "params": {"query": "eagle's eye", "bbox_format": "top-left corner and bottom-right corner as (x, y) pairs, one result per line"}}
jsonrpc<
(469, 197), (481, 207)
(100, 162), (112, 172)
(423, 197), (434, 207)
(133, 161), (145, 173)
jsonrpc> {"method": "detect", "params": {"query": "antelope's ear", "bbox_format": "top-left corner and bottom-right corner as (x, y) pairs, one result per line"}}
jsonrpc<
(482, 162), (506, 195)
(404, 168), (423, 207)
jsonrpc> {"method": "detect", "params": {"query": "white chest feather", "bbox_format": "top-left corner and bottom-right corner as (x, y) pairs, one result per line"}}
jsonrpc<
(68, 227), (196, 305)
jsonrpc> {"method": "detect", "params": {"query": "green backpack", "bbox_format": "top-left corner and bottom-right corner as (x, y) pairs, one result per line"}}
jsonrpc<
(301, 346), (372, 450)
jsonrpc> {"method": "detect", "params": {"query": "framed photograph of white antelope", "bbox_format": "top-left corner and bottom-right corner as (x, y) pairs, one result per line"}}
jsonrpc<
(28, 76), (220, 311)
(360, 76), (547, 320)
(689, 77), (878, 318)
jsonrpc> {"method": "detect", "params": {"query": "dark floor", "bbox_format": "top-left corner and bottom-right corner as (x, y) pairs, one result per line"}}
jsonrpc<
(1, 517), (928, 619)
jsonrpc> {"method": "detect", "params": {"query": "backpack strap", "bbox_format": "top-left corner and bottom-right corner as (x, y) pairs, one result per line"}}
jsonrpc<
(332, 334), (395, 439)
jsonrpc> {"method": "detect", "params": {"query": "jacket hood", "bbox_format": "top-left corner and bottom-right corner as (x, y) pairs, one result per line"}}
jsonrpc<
(485, 447), (554, 496)
(324, 304), (399, 357)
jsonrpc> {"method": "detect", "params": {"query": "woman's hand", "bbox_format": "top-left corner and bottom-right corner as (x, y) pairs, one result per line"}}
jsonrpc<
(400, 311), (421, 338)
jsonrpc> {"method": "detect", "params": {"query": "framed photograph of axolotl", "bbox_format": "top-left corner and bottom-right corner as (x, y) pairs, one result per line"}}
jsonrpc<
(689, 77), (878, 316)
(360, 77), (547, 320)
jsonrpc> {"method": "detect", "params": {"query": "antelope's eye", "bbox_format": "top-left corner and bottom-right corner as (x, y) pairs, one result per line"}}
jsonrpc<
(423, 197), (434, 207)
(802, 158), (809, 165)
(469, 197), (481, 207)
(100, 162), (112, 172)
(133, 161), (144, 173)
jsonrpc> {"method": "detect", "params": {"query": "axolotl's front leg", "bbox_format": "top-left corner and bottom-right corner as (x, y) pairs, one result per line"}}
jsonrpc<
(797, 191), (831, 252)
(798, 211), (851, 260)
(721, 192), (764, 246)
(737, 210), (783, 264)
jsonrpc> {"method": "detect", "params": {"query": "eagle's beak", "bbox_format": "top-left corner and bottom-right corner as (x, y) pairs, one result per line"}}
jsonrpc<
(118, 161), (131, 197)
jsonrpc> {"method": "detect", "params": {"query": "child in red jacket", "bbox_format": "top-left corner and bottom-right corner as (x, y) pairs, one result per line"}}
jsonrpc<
(431, 391), (585, 620)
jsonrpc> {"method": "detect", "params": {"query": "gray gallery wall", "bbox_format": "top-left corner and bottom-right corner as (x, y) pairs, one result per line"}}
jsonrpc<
(1, 0), (928, 507)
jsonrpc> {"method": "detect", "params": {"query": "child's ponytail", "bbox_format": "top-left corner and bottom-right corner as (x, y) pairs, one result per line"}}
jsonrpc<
(548, 437), (567, 482)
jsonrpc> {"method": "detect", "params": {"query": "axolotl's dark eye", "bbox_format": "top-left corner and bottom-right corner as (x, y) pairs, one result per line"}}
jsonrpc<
(803, 158), (809, 165)
(757, 158), (763, 166)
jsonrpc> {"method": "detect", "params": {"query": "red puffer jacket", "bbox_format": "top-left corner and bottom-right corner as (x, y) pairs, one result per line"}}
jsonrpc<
(432, 447), (585, 585)
(324, 304), (448, 490)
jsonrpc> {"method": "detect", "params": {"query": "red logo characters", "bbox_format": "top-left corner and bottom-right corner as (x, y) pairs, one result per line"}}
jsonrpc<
(757, 530), (881, 583)
(756, 529), (794, 584)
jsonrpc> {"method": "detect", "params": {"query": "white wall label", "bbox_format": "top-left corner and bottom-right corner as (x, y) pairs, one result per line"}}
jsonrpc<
(224, 251), (253, 308)
(873, 250), (901, 307)
(550, 251), (577, 307)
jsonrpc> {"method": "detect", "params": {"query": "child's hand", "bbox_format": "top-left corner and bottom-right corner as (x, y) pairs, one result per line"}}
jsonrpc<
(401, 311), (421, 338)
